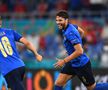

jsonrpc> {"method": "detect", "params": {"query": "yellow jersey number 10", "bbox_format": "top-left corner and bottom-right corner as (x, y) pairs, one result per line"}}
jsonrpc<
(0, 36), (13, 57)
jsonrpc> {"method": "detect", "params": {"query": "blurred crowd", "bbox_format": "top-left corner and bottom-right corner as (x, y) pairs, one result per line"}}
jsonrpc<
(0, 0), (108, 12)
(0, 0), (108, 18)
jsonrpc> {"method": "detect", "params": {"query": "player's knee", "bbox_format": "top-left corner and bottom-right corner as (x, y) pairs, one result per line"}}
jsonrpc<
(8, 88), (12, 90)
(55, 80), (65, 86)
(87, 83), (96, 90)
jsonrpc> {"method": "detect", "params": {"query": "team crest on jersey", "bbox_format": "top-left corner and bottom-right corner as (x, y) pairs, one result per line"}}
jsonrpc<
(63, 36), (66, 41)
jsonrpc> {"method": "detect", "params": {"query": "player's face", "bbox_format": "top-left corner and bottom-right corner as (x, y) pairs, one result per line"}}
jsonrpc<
(56, 16), (67, 30)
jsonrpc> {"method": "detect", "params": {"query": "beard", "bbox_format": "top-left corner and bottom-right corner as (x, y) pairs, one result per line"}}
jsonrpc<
(58, 24), (65, 30)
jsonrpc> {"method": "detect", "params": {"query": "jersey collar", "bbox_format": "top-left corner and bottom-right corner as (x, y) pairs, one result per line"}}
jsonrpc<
(62, 24), (69, 33)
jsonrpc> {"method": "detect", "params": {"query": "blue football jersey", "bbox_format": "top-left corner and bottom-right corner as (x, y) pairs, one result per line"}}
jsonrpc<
(62, 24), (89, 67)
(0, 28), (25, 76)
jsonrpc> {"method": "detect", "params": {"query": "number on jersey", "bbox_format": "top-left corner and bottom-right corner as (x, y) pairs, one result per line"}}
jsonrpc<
(0, 36), (13, 57)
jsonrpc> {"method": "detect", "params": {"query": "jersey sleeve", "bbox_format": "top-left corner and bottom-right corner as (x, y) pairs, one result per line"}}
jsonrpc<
(66, 32), (80, 45)
(12, 30), (22, 41)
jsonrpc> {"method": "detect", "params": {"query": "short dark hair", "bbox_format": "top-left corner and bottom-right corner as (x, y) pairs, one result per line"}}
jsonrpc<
(56, 10), (69, 19)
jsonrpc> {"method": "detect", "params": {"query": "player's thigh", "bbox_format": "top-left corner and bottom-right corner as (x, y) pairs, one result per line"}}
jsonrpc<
(76, 61), (95, 87)
(55, 73), (73, 86)
(86, 83), (96, 90)
(4, 67), (25, 89)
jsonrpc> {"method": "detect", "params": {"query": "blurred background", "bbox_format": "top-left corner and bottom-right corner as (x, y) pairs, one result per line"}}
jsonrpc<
(0, 0), (108, 90)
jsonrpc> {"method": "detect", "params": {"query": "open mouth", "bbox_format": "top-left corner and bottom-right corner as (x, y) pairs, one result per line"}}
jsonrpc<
(58, 24), (62, 27)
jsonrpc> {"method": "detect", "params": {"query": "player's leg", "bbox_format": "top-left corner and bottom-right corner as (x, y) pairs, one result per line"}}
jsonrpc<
(54, 62), (75, 90)
(83, 61), (108, 90)
(75, 61), (96, 90)
(55, 73), (73, 90)
(55, 73), (73, 86)
(4, 66), (25, 90)
(86, 83), (96, 90)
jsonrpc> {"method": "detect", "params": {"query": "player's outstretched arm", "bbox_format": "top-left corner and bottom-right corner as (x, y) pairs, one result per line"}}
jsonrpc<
(54, 44), (83, 68)
(78, 26), (84, 37)
(19, 37), (42, 61)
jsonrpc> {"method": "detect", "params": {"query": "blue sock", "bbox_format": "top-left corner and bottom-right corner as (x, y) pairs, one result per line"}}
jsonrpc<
(54, 85), (63, 90)
(94, 83), (108, 90)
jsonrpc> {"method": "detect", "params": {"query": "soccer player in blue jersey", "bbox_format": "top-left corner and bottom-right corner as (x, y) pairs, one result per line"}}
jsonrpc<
(0, 17), (42, 90)
(54, 11), (108, 90)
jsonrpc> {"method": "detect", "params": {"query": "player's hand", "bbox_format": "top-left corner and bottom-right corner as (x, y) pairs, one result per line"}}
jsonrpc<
(36, 54), (42, 62)
(54, 58), (65, 68)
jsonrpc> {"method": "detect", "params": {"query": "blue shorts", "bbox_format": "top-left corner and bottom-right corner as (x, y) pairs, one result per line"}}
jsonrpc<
(61, 61), (95, 86)
(4, 66), (25, 90)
